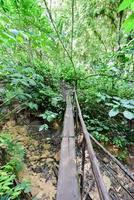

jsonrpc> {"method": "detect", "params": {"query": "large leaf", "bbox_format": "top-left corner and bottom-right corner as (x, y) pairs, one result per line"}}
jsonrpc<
(129, 100), (134, 105)
(118, 0), (134, 11)
(122, 104), (134, 109)
(123, 110), (134, 120)
(121, 99), (134, 109)
(131, 1), (134, 10)
(109, 108), (119, 117)
(122, 14), (134, 32)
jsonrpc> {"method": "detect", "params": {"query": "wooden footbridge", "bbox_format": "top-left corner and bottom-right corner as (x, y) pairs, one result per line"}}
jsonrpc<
(56, 90), (134, 200)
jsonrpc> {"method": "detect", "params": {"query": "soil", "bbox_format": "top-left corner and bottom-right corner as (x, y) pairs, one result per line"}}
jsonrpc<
(1, 118), (134, 200)
(2, 118), (61, 200)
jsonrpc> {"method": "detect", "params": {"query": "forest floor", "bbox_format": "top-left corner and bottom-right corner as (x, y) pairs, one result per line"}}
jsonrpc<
(1, 115), (134, 200)
(2, 117), (61, 200)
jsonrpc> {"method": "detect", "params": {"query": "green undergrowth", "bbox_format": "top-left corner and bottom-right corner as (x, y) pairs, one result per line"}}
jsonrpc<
(0, 132), (31, 199)
(0, 0), (134, 163)
(0, 64), (65, 131)
(78, 81), (134, 161)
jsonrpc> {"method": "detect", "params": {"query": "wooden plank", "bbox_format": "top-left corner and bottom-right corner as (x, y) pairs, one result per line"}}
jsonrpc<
(75, 91), (110, 200)
(62, 95), (75, 137)
(56, 138), (80, 200)
(56, 94), (80, 200)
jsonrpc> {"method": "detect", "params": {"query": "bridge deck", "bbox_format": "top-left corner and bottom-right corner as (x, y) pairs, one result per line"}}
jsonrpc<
(56, 95), (80, 200)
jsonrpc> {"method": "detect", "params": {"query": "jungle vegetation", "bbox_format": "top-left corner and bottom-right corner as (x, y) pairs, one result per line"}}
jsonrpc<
(0, 0), (134, 198)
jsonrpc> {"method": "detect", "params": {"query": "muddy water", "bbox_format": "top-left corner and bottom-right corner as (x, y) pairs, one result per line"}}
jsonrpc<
(2, 119), (61, 200)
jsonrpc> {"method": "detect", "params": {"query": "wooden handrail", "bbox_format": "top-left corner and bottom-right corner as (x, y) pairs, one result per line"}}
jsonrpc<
(75, 91), (110, 200)
(75, 91), (134, 183)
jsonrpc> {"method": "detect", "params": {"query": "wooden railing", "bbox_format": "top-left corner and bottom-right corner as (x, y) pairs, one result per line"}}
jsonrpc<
(56, 90), (134, 200)
(75, 92), (110, 200)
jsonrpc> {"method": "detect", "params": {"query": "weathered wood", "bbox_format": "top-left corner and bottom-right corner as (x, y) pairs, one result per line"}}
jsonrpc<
(80, 139), (86, 196)
(56, 138), (80, 200)
(56, 94), (80, 200)
(104, 164), (134, 199)
(75, 91), (110, 200)
(90, 134), (134, 182)
(62, 95), (75, 137)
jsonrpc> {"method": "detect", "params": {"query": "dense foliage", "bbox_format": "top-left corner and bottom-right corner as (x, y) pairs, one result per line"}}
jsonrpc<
(0, 0), (134, 162)
(0, 132), (30, 199)
(0, 1), (133, 198)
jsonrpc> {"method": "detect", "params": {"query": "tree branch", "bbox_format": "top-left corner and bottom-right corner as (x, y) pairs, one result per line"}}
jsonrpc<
(43, 0), (77, 79)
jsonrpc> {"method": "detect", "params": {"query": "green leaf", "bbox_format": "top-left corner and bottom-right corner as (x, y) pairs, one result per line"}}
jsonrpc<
(118, 0), (134, 11)
(113, 100), (120, 105)
(28, 79), (36, 86)
(28, 102), (38, 110)
(20, 181), (31, 193)
(121, 99), (134, 108)
(122, 104), (134, 109)
(129, 100), (134, 105)
(0, 196), (10, 200)
(122, 14), (134, 32)
(123, 110), (134, 120)
(39, 111), (57, 121)
(2, 32), (16, 42)
(131, 1), (134, 10)
(39, 124), (48, 131)
(105, 103), (114, 106)
(109, 108), (119, 117)
(16, 35), (24, 43)
(113, 96), (121, 101)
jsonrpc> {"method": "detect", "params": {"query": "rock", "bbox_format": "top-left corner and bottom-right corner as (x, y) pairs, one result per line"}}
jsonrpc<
(35, 192), (44, 199)
(16, 136), (26, 143)
(51, 120), (61, 130)
(126, 156), (134, 169)
(77, 134), (83, 146)
(54, 151), (60, 162)
(46, 137), (51, 142)
(40, 150), (50, 159)
(7, 120), (16, 127)
(29, 120), (42, 133)
(46, 158), (54, 164)
(103, 174), (111, 191)
(27, 146), (35, 151)
(103, 157), (109, 164)
(90, 187), (100, 200)
(30, 155), (40, 161)
(43, 144), (51, 150)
